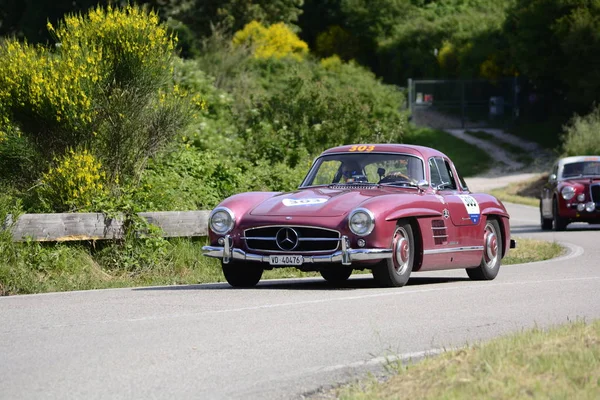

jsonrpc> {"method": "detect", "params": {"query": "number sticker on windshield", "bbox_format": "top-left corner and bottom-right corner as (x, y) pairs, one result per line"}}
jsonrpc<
(349, 145), (375, 152)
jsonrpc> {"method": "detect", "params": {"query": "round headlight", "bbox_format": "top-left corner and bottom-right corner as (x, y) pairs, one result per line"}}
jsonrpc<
(561, 186), (576, 200)
(577, 193), (586, 202)
(585, 202), (596, 213)
(209, 207), (235, 235)
(349, 208), (375, 236)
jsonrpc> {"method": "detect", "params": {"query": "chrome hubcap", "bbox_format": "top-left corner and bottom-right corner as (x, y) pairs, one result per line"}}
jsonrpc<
(483, 223), (498, 268)
(393, 228), (410, 275)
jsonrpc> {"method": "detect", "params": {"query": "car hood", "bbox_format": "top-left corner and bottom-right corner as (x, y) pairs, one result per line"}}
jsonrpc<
(249, 186), (391, 217)
(560, 177), (600, 187)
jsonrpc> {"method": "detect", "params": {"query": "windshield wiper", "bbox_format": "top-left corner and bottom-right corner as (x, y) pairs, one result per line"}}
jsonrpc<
(380, 181), (418, 188)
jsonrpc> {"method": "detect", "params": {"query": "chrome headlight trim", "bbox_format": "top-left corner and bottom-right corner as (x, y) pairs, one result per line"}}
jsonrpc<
(209, 207), (235, 235)
(561, 186), (576, 200)
(348, 208), (375, 236)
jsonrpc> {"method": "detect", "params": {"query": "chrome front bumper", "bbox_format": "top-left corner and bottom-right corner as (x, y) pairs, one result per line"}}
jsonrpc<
(202, 235), (392, 266)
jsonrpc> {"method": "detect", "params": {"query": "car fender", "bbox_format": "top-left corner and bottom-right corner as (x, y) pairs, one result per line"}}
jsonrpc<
(479, 205), (509, 219)
(385, 208), (442, 221)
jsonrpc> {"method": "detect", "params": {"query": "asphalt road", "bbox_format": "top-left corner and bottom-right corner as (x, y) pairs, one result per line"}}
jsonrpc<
(1, 203), (599, 400)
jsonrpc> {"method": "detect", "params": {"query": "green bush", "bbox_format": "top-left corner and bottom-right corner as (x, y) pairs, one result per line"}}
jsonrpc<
(561, 105), (600, 156)
(129, 144), (309, 211)
(237, 57), (407, 167)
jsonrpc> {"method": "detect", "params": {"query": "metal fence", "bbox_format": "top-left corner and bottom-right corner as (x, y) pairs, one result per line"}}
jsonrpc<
(408, 78), (519, 129)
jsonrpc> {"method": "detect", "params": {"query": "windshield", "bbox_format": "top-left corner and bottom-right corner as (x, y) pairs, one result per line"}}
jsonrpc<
(301, 153), (425, 187)
(562, 161), (600, 178)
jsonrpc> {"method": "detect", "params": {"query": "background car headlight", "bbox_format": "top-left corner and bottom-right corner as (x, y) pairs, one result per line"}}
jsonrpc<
(577, 193), (585, 202)
(209, 207), (235, 235)
(586, 202), (596, 212)
(561, 186), (576, 200)
(349, 208), (375, 236)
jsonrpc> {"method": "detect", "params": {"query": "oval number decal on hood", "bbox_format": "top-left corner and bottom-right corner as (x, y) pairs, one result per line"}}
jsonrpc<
(282, 198), (328, 206)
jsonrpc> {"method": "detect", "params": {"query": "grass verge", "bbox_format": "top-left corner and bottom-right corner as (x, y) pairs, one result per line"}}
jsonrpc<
(489, 174), (548, 208)
(1, 236), (563, 295)
(502, 238), (563, 265)
(465, 130), (533, 164)
(404, 126), (492, 177)
(332, 319), (600, 400)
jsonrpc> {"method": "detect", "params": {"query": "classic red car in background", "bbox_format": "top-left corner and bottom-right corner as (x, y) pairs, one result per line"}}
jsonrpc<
(203, 144), (516, 287)
(540, 155), (600, 231)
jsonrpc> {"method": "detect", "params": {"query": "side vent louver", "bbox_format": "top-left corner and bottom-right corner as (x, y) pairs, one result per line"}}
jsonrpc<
(431, 220), (448, 245)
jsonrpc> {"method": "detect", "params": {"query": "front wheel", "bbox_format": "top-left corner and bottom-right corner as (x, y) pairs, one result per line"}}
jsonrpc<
(372, 220), (414, 287)
(540, 200), (553, 230)
(467, 218), (501, 281)
(320, 266), (353, 286)
(553, 198), (568, 231)
(222, 262), (263, 288)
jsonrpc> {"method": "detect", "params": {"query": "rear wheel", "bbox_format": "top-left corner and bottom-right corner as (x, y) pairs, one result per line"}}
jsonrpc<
(540, 200), (553, 230)
(372, 220), (414, 287)
(553, 198), (568, 231)
(320, 266), (353, 285)
(222, 262), (263, 288)
(467, 218), (501, 281)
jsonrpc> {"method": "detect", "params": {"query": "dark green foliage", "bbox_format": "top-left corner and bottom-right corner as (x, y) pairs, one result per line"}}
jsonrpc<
(234, 58), (407, 167)
(505, 0), (600, 112)
(164, 0), (304, 41)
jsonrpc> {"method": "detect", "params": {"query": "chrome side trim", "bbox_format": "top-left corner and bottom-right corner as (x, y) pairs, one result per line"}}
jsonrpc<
(423, 246), (484, 255)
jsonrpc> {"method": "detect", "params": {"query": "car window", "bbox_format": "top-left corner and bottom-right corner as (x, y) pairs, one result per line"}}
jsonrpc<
(563, 161), (600, 178)
(312, 160), (342, 185)
(429, 158), (442, 187)
(442, 159), (459, 190)
(430, 157), (456, 190)
(302, 153), (424, 187)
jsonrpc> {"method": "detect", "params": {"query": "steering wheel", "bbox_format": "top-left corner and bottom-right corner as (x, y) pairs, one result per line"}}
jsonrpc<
(378, 172), (412, 184)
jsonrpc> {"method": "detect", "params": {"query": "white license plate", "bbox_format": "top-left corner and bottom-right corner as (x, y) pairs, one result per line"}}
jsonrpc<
(269, 255), (303, 266)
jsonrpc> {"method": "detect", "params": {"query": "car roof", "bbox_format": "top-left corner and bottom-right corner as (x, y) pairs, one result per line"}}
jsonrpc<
(320, 144), (448, 160)
(558, 155), (600, 166)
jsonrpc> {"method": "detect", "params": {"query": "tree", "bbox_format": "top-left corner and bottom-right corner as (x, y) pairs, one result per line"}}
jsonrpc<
(165, 0), (304, 40)
(505, 0), (600, 112)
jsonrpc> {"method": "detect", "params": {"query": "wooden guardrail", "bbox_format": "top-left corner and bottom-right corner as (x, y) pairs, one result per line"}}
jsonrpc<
(5, 211), (210, 242)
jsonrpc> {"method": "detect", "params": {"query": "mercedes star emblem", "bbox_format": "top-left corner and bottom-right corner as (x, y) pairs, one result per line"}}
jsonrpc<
(276, 228), (299, 251)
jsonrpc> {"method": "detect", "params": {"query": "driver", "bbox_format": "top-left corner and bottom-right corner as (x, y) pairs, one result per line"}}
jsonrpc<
(340, 161), (363, 183)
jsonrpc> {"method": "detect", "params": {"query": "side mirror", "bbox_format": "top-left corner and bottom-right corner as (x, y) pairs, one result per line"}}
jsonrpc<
(549, 174), (557, 182)
(417, 180), (429, 192)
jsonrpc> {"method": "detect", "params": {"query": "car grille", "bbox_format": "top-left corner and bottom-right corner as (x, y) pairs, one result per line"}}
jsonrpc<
(243, 226), (340, 253)
(591, 184), (600, 204)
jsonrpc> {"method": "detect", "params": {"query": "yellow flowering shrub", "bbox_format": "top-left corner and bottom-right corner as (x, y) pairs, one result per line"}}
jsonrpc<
(436, 40), (460, 77)
(38, 149), (107, 212)
(232, 21), (308, 61)
(0, 5), (199, 183)
(320, 55), (343, 71)
(50, 5), (176, 85)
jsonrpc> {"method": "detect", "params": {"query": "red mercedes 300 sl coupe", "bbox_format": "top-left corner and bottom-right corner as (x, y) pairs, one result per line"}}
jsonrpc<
(203, 144), (516, 287)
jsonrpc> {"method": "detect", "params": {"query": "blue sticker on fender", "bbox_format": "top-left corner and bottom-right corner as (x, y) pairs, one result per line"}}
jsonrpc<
(458, 195), (481, 224)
